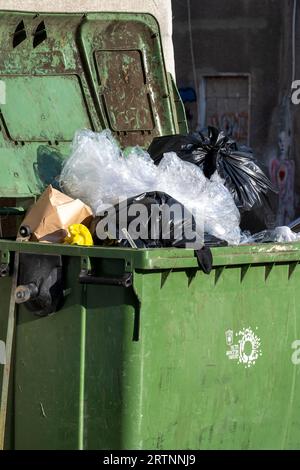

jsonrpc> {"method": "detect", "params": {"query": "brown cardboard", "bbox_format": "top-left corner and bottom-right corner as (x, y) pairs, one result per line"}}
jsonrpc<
(20, 185), (93, 243)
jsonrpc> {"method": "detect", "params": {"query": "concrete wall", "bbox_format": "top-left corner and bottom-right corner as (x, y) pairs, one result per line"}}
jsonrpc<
(172, 0), (300, 226)
(2, 0), (299, 225)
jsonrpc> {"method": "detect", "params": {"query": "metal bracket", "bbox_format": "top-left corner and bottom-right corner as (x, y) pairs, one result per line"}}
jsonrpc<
(0, 251), (10, 278)
(79, 256), (133, 288)
(80, 256), (91, 274)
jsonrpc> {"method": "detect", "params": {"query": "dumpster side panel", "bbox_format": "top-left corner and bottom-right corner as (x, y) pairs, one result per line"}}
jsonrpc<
(8, 255), (300, 449)
(0, 276), (15, 450)
(0, 277), (12, 394)
(83, 282), (140, 450)
(12, 256), (140, 450)
(120, 264), (300, 450)
(13, 257), (86, 450)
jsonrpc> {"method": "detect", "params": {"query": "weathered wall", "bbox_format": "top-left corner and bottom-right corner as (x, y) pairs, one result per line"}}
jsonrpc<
(2, 0), (299, 225)
(172, 0), (300, 226)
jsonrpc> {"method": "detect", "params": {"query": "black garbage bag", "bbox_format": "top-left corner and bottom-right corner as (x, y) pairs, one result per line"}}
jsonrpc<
(92, 192), (228, 249)
(148, 126), (276, 212)
(288, 216), (300, 233)
(91, 191), (225, 273)
(92, 191), (203, 249)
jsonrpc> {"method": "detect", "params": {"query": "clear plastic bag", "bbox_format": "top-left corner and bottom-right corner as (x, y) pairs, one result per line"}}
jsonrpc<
(200, 172), (241, 245)
(59, 129), (158, 214)
(157, 153), (241, 245)
(241, 226), (300, 244)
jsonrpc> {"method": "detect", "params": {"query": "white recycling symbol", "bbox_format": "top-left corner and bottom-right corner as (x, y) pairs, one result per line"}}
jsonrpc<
(225, 327), (262, 368)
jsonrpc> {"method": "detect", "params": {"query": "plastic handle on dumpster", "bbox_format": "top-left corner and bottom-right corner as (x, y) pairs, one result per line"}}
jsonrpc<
(64, 224), (94, 246)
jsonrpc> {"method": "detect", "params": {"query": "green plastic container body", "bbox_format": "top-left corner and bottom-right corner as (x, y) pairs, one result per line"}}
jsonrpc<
(1, 242), (300, 450)
(1, 11), (300, 451)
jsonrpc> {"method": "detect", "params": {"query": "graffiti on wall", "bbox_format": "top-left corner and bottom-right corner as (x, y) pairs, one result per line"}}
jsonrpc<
(208, 112), (249, 144)
(202, 76), (250, 144)
(269, 99), (295, 226)
(269, 131), (295, 225)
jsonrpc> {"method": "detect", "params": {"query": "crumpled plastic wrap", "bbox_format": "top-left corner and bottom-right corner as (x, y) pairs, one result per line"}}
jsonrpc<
(199, 172), (241, 245)
(60, 129), (158, 214)
(241, 226), (300, 244)
(60, 129), (242, 245)
(156, 153), (241, 245)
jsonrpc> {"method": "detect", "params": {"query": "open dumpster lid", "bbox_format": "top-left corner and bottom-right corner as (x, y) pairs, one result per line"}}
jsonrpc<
(0, 10), (186, 200)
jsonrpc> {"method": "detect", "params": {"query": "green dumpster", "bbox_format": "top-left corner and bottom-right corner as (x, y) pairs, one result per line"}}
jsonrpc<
(1, 10), (300, 450)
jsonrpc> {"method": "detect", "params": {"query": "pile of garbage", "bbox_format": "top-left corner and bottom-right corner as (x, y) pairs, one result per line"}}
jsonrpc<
(19, 127), (300, 250)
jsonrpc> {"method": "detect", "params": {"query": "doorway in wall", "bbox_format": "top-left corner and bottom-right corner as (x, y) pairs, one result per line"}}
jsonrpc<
(199, 75), (251, 146)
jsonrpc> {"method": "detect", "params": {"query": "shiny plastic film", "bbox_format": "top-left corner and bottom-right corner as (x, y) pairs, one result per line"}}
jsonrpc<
(241, 226), (300, 244)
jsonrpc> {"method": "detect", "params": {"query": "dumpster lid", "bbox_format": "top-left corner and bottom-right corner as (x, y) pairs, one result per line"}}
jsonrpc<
(0, 10), (184, 201)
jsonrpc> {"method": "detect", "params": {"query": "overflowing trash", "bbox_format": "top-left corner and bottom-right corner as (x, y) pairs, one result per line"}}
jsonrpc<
(148, 126), (276, 212)
(19, 185), (92, 244)
(18, 127), (300, 251)
(59, 129), (240, 246)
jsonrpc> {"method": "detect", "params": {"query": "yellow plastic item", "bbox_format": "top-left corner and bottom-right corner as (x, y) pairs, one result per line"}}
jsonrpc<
(64, 224), (94, 246)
